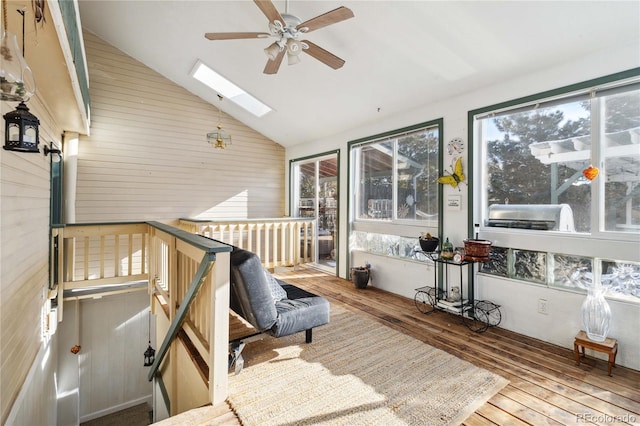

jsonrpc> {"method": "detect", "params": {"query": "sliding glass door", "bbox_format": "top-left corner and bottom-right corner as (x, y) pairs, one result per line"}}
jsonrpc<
(291, 152), (339, 274)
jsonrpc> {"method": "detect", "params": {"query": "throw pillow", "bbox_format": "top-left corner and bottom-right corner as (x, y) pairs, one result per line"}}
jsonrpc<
(264, 268), (287, 302)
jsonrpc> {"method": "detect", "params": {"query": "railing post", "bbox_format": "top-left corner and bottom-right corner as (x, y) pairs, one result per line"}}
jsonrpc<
(209, 251), (230, 405)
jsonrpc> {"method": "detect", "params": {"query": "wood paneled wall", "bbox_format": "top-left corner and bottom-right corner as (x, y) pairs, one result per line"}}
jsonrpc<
(75, 292), (152, 422)
(77, 32), (286, 224)
(0, 94), (63, 423)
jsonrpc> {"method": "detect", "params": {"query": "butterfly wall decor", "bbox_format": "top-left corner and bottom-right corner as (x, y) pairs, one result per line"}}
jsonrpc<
(437, 157), (465, 190)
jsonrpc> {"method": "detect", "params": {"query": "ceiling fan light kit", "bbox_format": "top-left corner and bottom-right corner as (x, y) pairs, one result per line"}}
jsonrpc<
(204, 0), (354, 74)
(264, 41), (282, 60)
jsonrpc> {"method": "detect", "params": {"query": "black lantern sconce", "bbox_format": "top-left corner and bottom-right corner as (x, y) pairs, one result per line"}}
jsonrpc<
(144, 344), (156, 367)
(143, 311), (155, 366)
(44, 144), (62, 158)
(4, 101), (40, 153)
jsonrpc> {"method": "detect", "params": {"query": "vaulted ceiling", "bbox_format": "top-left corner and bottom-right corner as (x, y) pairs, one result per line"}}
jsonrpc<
(77, 1), (640, 147)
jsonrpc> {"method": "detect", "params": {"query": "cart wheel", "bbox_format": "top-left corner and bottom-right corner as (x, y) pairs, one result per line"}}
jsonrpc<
(476, 300), (502, 328)
(462, 307), (490, 333)
(414, 290), (435, 314)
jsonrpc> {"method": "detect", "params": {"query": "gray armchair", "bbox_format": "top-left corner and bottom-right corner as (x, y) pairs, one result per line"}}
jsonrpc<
(228, 247), (330, 372)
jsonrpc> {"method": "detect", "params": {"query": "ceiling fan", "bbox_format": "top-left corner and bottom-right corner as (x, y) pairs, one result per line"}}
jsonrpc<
(204, 0), (354, 74)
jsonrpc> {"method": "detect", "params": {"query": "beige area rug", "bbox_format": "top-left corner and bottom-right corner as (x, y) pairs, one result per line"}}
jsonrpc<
(228, 305), (508, 426)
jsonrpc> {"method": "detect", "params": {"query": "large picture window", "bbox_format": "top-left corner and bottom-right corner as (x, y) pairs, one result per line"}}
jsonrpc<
(351, 121), (441, 225)
(474, 78), (640, 236)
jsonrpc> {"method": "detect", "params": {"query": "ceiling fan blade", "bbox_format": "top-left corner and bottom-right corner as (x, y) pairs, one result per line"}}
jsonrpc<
(302, 40), (346, 70)
(205, 32), (270, 40)
(297, 6), (354, 33)
(263, 49), (286, 74)
(253, 0), (284, 25)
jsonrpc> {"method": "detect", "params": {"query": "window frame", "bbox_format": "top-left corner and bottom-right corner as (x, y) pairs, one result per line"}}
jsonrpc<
(348, 119), (443, 238)
(468, 68), (640, 264)
(289, 150), (340, 273)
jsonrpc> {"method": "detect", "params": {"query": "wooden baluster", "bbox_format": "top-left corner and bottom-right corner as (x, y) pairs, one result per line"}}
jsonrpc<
(114, 234), (120, 277)
(229, 224), (236, 246)
(83, 236), (90, 281)
(128, 233), (133, 276)
(271, 223), (280, 267)
(267, 223), (273, 268)
(256, 224), (263, 261)
(100, 235), (105, 278)
(280, 223), (286, 267)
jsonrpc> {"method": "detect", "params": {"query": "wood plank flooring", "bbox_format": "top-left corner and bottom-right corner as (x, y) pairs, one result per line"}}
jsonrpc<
(215, 266), (639, 425)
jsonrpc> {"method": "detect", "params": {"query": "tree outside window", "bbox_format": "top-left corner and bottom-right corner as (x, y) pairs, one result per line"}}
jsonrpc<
(352, 124), (440, 224)
(477, 81), (639, 235)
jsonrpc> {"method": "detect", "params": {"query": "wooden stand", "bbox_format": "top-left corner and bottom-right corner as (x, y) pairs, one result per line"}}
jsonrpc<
(574, 330), (618, 376)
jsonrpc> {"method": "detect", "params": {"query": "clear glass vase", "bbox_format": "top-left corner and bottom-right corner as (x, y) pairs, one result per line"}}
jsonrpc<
(581, 286), (611, 342)
(0, 30), (36, 101)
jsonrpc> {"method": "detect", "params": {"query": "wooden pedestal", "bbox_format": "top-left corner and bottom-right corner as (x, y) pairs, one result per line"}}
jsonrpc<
(574, 330), (618, 376)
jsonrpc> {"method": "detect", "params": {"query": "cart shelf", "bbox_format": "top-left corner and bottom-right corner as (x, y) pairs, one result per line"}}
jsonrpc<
(414, 251), (501, 333)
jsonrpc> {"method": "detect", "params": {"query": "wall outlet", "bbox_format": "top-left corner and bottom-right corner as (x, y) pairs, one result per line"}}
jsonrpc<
(538, 299), (549, 315)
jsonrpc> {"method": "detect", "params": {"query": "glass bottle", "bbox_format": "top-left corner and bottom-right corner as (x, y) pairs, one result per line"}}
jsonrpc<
(441, 237), (454, 260)
(0, 30), (36, 102)
(581, 286), (611, 342)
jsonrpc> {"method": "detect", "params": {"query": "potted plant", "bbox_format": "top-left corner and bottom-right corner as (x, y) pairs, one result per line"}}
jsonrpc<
(350, 262), (371, 289)
(419, 232), (439, 252)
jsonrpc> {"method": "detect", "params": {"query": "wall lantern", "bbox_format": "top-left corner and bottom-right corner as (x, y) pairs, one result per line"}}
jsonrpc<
(143, 310), (155, 366)
(144, 344), (156, 367)
(3, 101), (40, 153)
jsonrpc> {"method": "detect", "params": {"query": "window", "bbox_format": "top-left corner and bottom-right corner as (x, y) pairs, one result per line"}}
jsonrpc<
(474, 77), (640, 236)
(351, 121), (441, 226)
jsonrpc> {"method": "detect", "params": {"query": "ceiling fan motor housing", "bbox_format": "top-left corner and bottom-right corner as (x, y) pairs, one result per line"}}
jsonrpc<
(270, 13), (305, 42)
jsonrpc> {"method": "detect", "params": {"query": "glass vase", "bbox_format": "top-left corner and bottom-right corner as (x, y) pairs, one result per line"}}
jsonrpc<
(0, 30), (36, 101)
(581, 287), (611, 342)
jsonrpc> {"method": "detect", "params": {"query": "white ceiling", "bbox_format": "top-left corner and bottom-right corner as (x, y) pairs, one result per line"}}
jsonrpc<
(77, 1), (640, 148)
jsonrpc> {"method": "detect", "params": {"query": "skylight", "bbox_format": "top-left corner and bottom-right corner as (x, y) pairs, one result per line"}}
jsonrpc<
(190, 60), (272, 117)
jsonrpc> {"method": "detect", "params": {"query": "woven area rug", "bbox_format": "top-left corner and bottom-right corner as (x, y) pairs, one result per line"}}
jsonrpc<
(228, 305), (508, 426)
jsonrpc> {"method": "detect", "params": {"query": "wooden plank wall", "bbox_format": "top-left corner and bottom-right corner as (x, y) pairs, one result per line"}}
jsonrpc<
(77, 32), (286, 224)
(74, 292), (152, 422)
(0, 94), (63, 423)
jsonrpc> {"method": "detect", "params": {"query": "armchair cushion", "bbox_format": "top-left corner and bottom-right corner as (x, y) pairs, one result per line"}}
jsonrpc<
(229, 248), (278, 331)
(264, 269), (287, 302)
(273, 282), (330, 338)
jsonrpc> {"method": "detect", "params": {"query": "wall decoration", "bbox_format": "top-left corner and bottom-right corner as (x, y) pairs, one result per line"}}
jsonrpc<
(437, 157), (465, 190)
(446, 194), (461, 211)
(582, 165), (599, 181)
(447, 137), (465, 155)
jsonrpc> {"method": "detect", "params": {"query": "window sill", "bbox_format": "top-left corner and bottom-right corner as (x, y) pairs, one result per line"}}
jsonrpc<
(480, 228), (640, 263)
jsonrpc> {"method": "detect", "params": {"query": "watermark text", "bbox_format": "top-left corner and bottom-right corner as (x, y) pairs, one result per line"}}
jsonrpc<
(576, 413), (636, 423)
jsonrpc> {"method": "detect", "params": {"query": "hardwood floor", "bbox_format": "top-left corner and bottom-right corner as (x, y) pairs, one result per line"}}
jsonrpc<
(216, 266), (640, 425)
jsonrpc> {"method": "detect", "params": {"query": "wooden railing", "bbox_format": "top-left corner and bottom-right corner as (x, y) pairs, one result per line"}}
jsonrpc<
(146, 222), (231, 414)
(51, 221), (233, 417)
(51, 222), (150, 320)
(179, 218), (317, 268)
